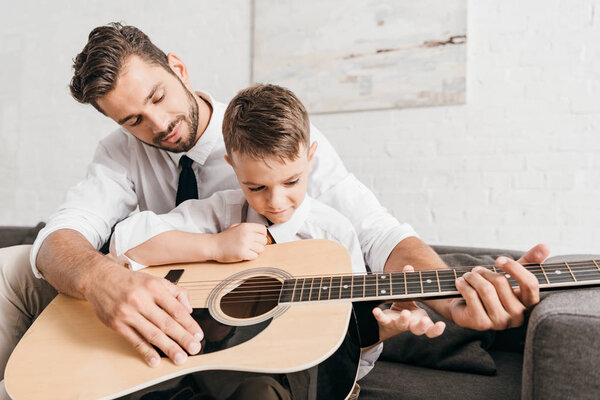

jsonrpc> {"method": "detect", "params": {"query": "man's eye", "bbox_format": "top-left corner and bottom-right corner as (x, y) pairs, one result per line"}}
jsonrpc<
(248, 186), (265, 192)
(285, 179), (299, 186)
(130, 116), (142, 127)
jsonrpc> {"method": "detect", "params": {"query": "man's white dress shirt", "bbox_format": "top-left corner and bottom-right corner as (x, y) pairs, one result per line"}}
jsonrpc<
(111, 189), (382, 380)
(31, 91), (417, 276)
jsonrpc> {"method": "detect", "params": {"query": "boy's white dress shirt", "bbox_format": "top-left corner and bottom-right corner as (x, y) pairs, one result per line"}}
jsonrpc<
(111, 189), (382, 380)
(30, 92), (417, 277)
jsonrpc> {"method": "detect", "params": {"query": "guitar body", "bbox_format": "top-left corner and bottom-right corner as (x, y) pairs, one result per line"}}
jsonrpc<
(6, 240), (360, 399)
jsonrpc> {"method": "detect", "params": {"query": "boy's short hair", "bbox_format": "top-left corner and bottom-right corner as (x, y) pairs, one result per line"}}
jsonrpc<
(222, 84), (310, 161)
(70, 22), (173, 113)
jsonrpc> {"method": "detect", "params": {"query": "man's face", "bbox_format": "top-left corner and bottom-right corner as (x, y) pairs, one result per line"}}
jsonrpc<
(96, 55), (199, 152)
(227, 142), (317, 224)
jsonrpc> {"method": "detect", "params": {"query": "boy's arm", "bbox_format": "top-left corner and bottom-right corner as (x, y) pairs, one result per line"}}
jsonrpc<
(122, 223), (268, 266)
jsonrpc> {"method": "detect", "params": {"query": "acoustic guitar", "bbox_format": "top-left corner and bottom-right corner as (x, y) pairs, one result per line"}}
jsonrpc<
(5, 240), (600, 399)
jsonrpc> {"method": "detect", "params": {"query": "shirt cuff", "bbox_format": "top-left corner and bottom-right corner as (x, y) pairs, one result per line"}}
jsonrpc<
(29, 222), (105, 279)
(357, 343), (384, 380)
(367, 225), (419, 273)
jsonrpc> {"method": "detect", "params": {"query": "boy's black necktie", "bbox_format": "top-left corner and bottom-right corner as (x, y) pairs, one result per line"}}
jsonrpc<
(176, 155), (198, 206)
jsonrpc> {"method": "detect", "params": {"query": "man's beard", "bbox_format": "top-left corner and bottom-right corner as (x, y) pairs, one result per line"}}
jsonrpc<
(150, 84), (200, 153)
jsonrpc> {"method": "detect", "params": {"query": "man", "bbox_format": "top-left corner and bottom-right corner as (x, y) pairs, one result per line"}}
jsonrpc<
(0, 23), (547, 396)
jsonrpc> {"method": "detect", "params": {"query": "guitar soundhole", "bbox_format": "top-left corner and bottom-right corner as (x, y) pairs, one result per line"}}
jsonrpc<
(220, 276), (281, 319)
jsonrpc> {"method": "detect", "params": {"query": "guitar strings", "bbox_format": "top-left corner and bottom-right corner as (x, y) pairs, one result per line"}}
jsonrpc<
(175, 261), (600, 292)
(176, 260), (600, 288)
(198, 272), (600, 305)
(178, 270), (600, 298)
(193, 271), (600, 306)
(179, 269), (600, 303)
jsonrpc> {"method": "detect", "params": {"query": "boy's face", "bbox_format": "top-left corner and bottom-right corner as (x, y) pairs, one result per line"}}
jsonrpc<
(226, 142), (318, 224)
(96, 54), (200, 153)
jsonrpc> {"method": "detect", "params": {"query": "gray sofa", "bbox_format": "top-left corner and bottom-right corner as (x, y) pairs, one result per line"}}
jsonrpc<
(2, 225), (599, 399)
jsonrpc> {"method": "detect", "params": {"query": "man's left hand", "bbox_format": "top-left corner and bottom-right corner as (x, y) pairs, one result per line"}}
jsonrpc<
(448, 243), (550, 330)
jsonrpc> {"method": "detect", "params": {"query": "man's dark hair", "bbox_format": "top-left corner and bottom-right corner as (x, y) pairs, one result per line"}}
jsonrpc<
(70, 22), (172, 112)
(222, 84), (310, 162)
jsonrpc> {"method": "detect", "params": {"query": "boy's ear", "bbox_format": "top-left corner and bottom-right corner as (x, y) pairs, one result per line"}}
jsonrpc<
(307, 141), (318, 164)
(224, 154), (232, 166)
(167, 53), (190, 85)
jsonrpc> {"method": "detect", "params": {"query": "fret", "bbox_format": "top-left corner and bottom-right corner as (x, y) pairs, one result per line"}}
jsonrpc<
(420, 270), (440, 293)
(439, 269), (458, 292)
(330, 276), (342, 300)
(364, 274), (378, 298)
(526, 264), (549, 285)
(279, 279), (295, 303)
(538, 264), (550, 285)
(567, 260), (600, 282)
(292, 279), (303, 302)
(405, 271), (421, 294)
(310, 277), (322, 301)
(544, 262), (576, 284)
(340, 276), (352, 299)
(419, 271), (423, 294)
(320, 276), (332, 301)
(564, 262), (577, 282)
(379, 273), (392, 296)
(594, 260), (600, 273)
(391, 272), (405, 296)
(299, 278), (310, 302)
(353, 275), (366, 299)
(435, 270), (441, 292)
(453, 266), (471, 278)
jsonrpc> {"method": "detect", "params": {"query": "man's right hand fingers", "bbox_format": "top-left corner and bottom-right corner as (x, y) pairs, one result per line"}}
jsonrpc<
(131, 311), (192, 365)
(113, 322), (161, 367)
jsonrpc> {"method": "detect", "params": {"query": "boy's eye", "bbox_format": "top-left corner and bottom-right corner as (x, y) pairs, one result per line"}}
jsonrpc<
(285, 179), (299, 186)
(154, 93), (165, 103)
(248, 186), (265, 192)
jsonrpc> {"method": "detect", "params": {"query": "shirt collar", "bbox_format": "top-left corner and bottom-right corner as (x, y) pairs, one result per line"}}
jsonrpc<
(245, 196), (312, 244)
(168, 91), (221, 166)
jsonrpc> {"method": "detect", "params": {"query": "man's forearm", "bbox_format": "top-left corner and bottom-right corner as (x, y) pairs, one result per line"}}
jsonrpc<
(36, 229), (122, 299)
(382, 236), (453, 320)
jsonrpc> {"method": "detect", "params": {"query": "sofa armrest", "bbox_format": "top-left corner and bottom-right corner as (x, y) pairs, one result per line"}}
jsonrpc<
(522, 288), (600, 400)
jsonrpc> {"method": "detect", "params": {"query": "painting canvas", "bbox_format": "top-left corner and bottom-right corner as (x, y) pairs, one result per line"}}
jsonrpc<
(252, 0), (466, 114)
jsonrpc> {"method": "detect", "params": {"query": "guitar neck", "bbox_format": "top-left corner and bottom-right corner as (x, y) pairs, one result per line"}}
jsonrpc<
(279, 259), (600, 304)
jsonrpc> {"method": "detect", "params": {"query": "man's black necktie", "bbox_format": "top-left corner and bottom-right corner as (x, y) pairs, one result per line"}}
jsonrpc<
(176, 155), (198, 206)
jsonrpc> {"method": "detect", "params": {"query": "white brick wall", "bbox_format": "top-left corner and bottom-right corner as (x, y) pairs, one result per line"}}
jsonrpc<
(313, 0), (600, 254)
(1, 0), (599, 255)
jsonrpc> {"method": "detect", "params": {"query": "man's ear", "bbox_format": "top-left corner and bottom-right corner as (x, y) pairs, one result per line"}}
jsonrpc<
(167, 53), (190, 85)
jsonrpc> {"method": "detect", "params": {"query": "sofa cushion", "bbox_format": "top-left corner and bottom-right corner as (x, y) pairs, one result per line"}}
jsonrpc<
(360, 351), (523, 400)
(0, 222), (45, 248)
(380, 304), (497, 375)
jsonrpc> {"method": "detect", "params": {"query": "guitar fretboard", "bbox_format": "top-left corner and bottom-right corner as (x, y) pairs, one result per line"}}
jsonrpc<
(278, 260), (600, 304)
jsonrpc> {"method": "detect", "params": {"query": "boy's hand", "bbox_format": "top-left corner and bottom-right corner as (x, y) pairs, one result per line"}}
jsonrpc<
(213, 223), (268, 262)
(373, 265), (446, 342)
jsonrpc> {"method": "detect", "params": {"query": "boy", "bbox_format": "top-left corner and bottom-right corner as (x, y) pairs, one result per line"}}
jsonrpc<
(111, 84), (445, 398)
